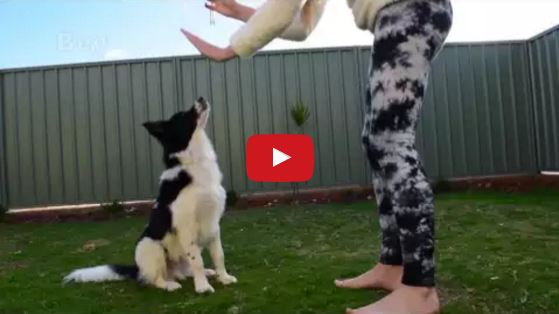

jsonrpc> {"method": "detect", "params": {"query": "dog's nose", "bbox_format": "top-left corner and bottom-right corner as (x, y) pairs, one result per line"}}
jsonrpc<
(196, 97), (208, 111)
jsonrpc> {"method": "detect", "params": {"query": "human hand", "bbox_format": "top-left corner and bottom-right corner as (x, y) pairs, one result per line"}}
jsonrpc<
(205, 0), (240, 19)
(180, 29), (236, 62)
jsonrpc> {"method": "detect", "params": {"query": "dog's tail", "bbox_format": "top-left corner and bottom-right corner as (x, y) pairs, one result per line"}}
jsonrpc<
(63, 264), (139, 283)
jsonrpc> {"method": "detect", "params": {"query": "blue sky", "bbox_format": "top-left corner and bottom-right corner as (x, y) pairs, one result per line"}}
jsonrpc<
(1, 0), (559, 69)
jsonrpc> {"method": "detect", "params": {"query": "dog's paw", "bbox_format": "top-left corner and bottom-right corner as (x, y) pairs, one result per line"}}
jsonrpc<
(165, 281), (183, 292)
(218, 273), (238, 285)
(205, 269), (217, 277)
(195, 281), (215, 294)
(174, 272), (189, 281)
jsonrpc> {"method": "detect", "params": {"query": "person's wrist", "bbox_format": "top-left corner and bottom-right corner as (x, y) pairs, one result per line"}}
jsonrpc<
(233, 3), (252, 21)
(227, 2), (241, 19)
(220, 46), (236, 61)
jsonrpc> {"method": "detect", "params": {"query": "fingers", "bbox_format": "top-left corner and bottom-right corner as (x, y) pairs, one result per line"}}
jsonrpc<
(180, 28), (190, 38)
(205, 1), (217, 11)
(179, 29), (235, 62)
(179, 29), (208, 52)
(180, 29), (198, 43)
(180, 28), (195, 38)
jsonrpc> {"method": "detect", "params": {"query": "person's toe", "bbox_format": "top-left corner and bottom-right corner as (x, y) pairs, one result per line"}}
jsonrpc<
(335, 279), (346, 287)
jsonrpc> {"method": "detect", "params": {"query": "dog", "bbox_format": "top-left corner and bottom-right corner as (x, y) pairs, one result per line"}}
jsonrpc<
(64, 97), (237, 293)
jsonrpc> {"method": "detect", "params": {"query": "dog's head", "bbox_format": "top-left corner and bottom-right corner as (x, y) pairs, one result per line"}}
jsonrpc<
(143, 97), (211, 163)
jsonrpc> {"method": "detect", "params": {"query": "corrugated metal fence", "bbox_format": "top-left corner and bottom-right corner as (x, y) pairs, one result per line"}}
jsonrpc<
(0, 26), (557, 209)
(529, 25), (559, 172)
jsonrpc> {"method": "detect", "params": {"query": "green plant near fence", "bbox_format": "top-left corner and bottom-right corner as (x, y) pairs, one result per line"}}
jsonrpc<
(101, 200), (126, 216)
(291, 101), (311, 133)
(290, 101), (312, 202)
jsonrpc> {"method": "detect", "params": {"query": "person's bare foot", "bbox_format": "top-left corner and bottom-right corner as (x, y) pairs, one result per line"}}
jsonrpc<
(346, 285), (440, 314)
(335, 264), (403, 291)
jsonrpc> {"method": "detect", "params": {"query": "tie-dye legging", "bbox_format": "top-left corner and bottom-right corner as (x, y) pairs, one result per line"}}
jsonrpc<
(361, 0), (453, 287)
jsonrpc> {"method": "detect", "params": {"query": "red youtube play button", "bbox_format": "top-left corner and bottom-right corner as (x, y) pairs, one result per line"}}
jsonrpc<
(246, 134), (314, 182)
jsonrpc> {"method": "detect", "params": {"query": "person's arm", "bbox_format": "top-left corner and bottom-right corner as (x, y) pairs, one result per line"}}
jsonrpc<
(204, 0), (255, 22)
(207, 0), (327, 42)
(181, 0), (327, 61)
(180, 29), (236, 62)
(280, 0), (327, 41)
(229, 0), (302, 57)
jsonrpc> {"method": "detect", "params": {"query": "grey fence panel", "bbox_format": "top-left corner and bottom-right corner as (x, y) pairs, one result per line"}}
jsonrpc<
(422, 43), (537, 179)
(356, 43), (538, 180)
(0, 73), (6, 209)
(530, 27), (559, 171)
(181, 49), (371, 195)
(0, 35), (553, 208)
(3, 73), (22, 207)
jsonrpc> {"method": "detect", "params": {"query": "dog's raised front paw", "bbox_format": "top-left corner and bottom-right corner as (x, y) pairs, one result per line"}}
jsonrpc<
(218, 273), (238, 285)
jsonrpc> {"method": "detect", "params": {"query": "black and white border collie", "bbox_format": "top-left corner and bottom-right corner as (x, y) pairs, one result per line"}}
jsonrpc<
(64, 97), (237, 293)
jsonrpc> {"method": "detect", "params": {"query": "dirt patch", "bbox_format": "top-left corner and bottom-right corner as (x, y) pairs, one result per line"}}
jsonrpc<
(77, 239), (112, 253)
(0, 261), (28, 275)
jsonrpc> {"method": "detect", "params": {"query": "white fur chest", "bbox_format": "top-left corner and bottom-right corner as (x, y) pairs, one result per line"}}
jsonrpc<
(170, 130), (227, 243)
(171, 181), (226, 244)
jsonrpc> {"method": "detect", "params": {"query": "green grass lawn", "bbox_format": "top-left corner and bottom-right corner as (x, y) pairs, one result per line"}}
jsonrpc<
(1, 190), (559, 314)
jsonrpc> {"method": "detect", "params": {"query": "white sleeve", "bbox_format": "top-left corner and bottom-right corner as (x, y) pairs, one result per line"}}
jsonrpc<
(280, 0), (328, 41)
(230, 0), (302, 58)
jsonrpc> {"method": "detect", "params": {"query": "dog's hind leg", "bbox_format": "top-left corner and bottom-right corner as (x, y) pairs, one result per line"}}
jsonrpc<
(163, 234), (217, 281)
(168, 259), (189, 281)
(208, 231), (237, 285)
(135, 238), (182, 292)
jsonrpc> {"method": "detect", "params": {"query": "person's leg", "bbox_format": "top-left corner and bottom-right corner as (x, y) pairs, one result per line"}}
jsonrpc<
(348, 0), (452, 313)
(335, 86), (404, 291)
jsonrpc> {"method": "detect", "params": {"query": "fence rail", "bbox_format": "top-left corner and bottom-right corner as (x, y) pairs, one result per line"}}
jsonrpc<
(0, 26), (558, 209)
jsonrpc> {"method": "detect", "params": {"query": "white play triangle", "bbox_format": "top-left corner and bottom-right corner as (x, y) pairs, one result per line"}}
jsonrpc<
(272, 148), (291, 167)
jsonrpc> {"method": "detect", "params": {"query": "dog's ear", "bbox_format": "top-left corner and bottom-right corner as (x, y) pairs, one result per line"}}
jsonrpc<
(143, 121), (166, 140)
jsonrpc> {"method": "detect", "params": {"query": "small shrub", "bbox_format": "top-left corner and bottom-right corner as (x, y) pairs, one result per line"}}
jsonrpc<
(290, 101), (311, 132)
(226, 190), (239, 208)
(101, 200), (125, 215)
(290, 101), (311, 202)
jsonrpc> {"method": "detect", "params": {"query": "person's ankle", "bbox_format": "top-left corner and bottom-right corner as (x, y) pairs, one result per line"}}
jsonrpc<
(401, 285), (438, 296)
(379, 263), (403, 268)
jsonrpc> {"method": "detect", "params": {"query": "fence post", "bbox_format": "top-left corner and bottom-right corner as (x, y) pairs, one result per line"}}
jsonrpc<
(0, 72), (8, 209)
